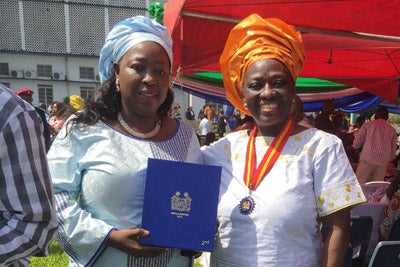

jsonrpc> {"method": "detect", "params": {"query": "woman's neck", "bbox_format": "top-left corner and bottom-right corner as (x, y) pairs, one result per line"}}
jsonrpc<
(120, 112), (159, 133)
(255, 118), (304, 137)
(256, 120), (287, 137)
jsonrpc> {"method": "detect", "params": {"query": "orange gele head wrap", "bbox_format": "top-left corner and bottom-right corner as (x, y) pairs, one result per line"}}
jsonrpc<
(219, 14), (306, 115)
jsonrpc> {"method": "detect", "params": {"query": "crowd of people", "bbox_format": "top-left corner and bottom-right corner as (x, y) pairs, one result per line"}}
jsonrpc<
(312, 101), (398, 186)
(3, 12), (400, 267)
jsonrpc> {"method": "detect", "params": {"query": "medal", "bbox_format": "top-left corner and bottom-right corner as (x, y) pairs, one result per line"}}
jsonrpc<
(239, 196), (255, 215)
(239, 118), (294, 215)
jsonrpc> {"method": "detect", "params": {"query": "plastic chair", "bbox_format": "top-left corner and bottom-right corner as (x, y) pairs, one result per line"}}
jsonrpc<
(350, 216), (373, 267)
(321, 216), (373, 267)
(362, 181), (390, 203)
(368, 241), (400, 267)
(388, 218), (400, 241)
(365, 181), (391, 186)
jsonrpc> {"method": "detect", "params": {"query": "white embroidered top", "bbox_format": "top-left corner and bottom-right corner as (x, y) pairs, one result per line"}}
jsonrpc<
(202, 128), (366, 267)
(48, 118), (202, 267)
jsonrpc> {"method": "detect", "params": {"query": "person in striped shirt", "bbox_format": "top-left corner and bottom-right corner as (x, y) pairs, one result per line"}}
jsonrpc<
(0, 83), (58, 266)
(353, 107), (398, 185)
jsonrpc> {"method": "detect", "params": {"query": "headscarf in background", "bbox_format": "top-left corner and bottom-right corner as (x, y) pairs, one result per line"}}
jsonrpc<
(69, 95), (85, 111)
(98, 16), (173, 83)
(220, 14), (306, 115)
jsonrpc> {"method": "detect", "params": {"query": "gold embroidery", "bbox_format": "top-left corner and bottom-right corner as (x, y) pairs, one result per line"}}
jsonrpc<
(317, 182), (366, 216)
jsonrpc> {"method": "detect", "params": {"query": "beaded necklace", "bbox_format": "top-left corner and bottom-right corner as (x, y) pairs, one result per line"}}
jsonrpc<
(117, 113), (161, 139)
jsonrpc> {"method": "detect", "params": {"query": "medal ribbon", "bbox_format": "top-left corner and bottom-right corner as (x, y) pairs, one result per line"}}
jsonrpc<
(244, 118), (295, 190)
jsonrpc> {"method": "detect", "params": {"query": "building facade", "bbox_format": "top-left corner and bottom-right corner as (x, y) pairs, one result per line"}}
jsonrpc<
(0, 0), (205, 117)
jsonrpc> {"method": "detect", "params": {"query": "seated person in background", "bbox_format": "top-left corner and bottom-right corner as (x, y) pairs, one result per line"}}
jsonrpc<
(342, 132), (359, 168)
(347, 115), (366, 135)
(203, 132), (216, 146)
(331, 110), (347, 139)
(379, 170), (400, 240)
(233, 115), (255, 131)
(314, 99), (335, 134)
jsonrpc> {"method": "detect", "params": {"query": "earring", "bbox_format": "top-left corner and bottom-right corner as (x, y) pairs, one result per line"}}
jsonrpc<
(244, 102), (248, 108)
(115, 79), (120, 92)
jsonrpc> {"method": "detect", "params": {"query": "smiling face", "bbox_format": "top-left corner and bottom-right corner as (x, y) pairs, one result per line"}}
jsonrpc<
(114, 41), (171, 120)
(242, 58), (295, 135)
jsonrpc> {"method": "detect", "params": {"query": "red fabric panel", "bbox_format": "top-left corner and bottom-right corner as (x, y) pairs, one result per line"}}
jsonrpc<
(177, 0), (400, 36)
(164, 0), (400, 103)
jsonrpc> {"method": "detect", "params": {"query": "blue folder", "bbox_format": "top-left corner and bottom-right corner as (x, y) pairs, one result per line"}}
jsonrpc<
(140, 158), (221, 252)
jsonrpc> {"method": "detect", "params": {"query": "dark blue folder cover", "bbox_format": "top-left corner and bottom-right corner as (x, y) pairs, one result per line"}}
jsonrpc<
(140, 158), (221, 252)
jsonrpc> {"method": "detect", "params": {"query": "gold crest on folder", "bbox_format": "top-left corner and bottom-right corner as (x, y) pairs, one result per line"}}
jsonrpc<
(171, 191), (192, 218)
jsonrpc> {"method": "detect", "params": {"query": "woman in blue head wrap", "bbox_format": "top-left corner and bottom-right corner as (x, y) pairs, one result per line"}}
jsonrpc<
(47, 16), (202, 267)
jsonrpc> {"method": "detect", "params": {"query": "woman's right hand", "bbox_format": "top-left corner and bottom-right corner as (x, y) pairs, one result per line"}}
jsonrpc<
(105, 228), (168, 257)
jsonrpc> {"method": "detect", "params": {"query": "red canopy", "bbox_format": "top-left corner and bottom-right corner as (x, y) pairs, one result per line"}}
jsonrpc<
(164, 0), (400, 103)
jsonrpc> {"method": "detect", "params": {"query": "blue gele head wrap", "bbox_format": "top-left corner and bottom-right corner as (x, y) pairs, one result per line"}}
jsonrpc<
(98, 16), (173, 83)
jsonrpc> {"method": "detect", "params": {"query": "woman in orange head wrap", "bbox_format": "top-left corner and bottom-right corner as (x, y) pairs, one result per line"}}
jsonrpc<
(220, 15), (305, 116)
(202, 14), (365, 267)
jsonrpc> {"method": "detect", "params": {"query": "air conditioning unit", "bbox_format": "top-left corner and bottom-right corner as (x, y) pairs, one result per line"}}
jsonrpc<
(24, 70), (37, 79)
(53, 72), (65, 80)
(10, 70), (24, 78)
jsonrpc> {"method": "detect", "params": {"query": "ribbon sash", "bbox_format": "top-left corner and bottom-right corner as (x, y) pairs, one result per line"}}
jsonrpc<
(243, 118), (295, 190)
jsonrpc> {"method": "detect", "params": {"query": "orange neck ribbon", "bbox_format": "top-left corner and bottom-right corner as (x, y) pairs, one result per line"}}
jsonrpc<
(243, 118), (295, 190)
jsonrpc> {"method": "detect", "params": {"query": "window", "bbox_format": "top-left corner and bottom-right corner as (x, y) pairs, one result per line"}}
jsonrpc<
(80, 87), (95, 101)
(79, 67), (95, 80)
(37, 65), (52, 78)
(0, 63), (9, 76)
(38, 85), (53, 106)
